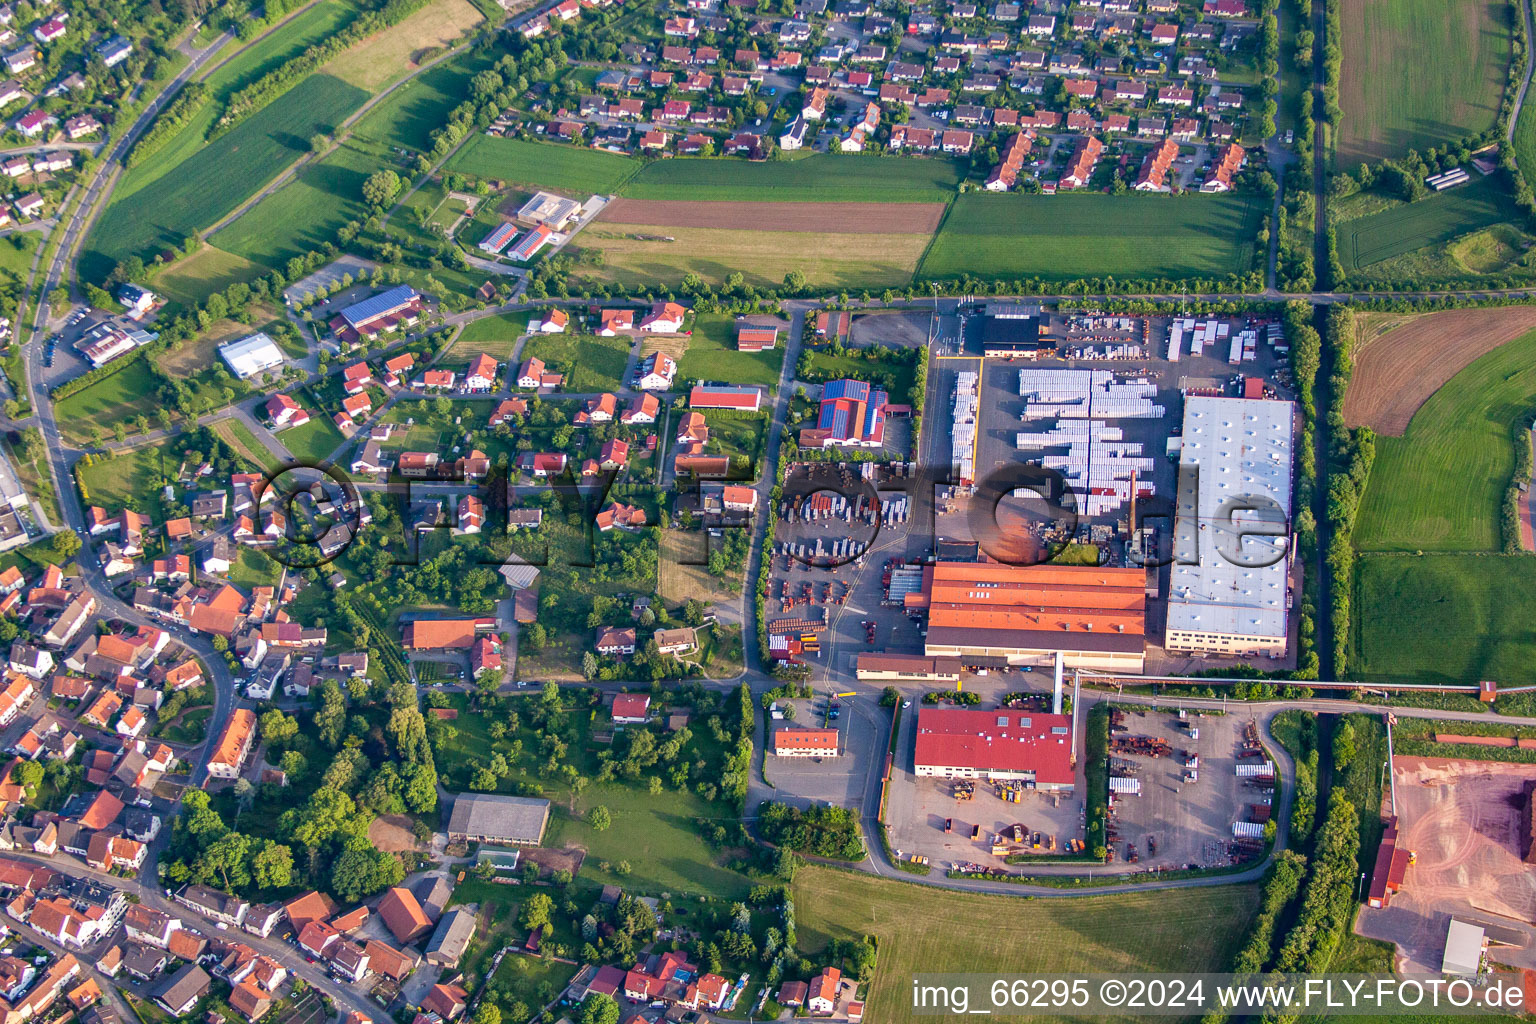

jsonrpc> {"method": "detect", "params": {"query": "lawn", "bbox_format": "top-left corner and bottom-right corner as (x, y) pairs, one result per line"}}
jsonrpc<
(151, 246), (273, 311)
(351, 49), (498, 152)
(1354, 325), (1536, 552)
(1336, 0), (1513, 166)
(226, 546), (285, 588)
(280, 412), (348, 465)
(433, 691), (754, 898)
(1338, 177), (1530, 280)
(580, 225), (930, 292)
(321, 0), (483, 90)
(677, 313), (784, 388)
(82, 73), (371, 279)
(447, 135), (642, 195)
(793, 867), (1258, 1024)
(52, 360), (160, 442)
(521, 333), (630, 393)
(75, 446), (175, 514)
(212, 137), (391, 267)
(919, 192), (1265, 283)
(1355, 553), (1536, 684)
(455, 311), (532, 360)
(620, 154), (962, 202)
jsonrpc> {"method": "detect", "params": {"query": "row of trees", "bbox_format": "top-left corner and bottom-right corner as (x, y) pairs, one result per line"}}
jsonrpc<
(1321, 307), (1376, 677)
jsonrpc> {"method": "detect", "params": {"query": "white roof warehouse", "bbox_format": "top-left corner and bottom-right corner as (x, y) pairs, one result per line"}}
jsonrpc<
(218, 332), (285, 379)
(1165, 395), (1295, 658)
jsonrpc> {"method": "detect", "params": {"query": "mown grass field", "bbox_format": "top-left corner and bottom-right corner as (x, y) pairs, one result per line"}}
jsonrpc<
(321, 0), (482, 90)
(677, 313), (784, 387)
(75, 446), (174, 513)
(447, 135), (641, 194)
(1356, 553), (1536, 684)
(151, 246), (272, 310)
(793, 868), (1258, 1024)
(580, 225), (930, 291)
(1336, 0), (1512, 166)
(350, 49), (498, 152)
(1354, 325), (1536, 551)
(280, 414), (348, 465)
(83, 73), (370, 278)
(1339, 176), (1527, 275)
(919, 193), (1265, 282)
(212, 137), (388, 267)
(620, 153), (962, 202)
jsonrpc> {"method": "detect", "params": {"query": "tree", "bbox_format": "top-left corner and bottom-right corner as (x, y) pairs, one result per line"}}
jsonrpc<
(588, 805), (611, 831)
(521, 891), (553, 932)
(579, 994), (620, 1024)
(473, 1004), (501, 1024)
(259, 709), (298, 746)
(51, 530), (80, 558)
(362, 169), (402, 208)
(251, 841), (294, 889)
(1332, 720), (1356, 771)
(11, 760), (41, 789)
(330, 846), (405, 902)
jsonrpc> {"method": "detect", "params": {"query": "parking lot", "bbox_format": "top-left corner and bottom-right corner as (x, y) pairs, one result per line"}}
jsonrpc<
(763, 694), (888, 811)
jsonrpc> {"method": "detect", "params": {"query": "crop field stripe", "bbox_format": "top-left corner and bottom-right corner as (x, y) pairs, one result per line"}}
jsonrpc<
(595, 198), (948, 234)
(619, 153), (962, 203)
(446, 135), (642, 194)
(918, 192), (1264, 282)
(1345, 178), (1518, 269)
(350, 48), (499, 152)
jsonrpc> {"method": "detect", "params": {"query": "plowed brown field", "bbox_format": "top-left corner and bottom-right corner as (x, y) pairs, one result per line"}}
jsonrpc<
(596, 198), (946, 234)
(1343, 306), (1536, 434)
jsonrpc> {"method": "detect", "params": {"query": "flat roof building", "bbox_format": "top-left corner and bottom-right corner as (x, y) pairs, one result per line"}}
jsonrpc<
(913, 707), (1074, 789)
(1165, 396), (1294, 659)
(516, 191), (582, 228)
(907, 562), (1146, 672)
(218, 333), (285, 379)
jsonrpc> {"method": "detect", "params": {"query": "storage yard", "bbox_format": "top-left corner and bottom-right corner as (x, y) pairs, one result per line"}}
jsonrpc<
(1355, 756), (1536, 974)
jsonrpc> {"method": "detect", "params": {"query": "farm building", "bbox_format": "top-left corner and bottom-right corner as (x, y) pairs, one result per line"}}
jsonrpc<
(508, 225), (555, 262)
(1164, 396), (1294, 658)
(912, 707), (1075, 790)
(479, 222), (518, 254)
(402, 618), (496, 650)
(905, 562), (1147, 672)
(689, 384), (763, 411)
(446, 793), (551, 847)
(218, 333), (285, 379)
(736, 322), (780, 351)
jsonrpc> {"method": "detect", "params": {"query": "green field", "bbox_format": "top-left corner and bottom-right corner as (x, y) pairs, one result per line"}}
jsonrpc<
(113, 0), (361, 207)
(152, 246), (273, 310)
(280, 414), (348, 465)
(1354, 325), (1536, 551)
(919, 193), (1265, 282)
(1336, 0), (1512, 166)
(83, 73), (370, 279)
(1356, 553), (1536, 683)
(521, 333), (631, 393)
(1340, 177), (1526, 276)
(351, 50), (498, 152)
(677, 314), (783, 388)
(75, 446), (174, 514)
(212, 137), (389, 267)
(621, 153), (962, 202)
(53, 361), (160, 442)
(447, 136), (641, 195)
(794, 868), (1257, 1024)
(455, 311), (531, 359)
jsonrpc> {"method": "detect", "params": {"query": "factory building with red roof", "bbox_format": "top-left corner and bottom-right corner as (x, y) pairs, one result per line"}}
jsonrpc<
(912, 707), (1075, 790)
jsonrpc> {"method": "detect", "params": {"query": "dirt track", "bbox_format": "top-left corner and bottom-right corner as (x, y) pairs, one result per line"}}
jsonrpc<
(1343, 306), (1536, 435)
(596, 198), (947, 234)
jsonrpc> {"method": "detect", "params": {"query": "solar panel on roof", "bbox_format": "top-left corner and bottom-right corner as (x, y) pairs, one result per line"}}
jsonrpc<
(342, 285), (417, 327)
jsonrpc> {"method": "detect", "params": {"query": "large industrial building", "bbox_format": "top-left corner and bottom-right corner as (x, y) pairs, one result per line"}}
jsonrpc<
(905, 562), (1147, 672)
(912, 707), (1075, 789)
(1164, 395), (1295, 658)
(218, 332), (285, 379)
